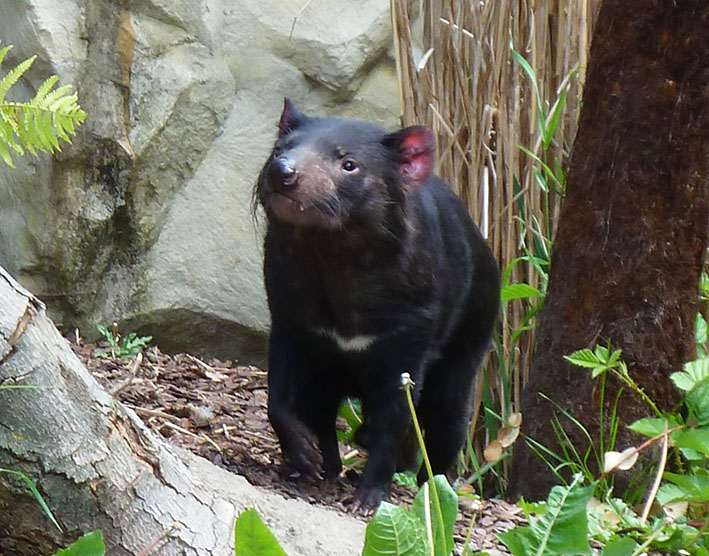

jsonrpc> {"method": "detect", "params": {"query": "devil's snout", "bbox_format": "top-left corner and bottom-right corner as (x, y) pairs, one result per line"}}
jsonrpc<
(269, 156), (298, 188)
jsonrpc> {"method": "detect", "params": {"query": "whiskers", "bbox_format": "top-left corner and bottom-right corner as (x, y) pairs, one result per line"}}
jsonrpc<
(312, 195), (343, 221)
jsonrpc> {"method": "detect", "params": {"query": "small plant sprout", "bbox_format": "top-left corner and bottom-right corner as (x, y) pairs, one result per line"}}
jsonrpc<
(94, 323), (152, 360)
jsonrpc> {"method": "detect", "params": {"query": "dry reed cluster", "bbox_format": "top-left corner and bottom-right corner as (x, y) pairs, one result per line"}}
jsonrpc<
(391, 0), (601, 476)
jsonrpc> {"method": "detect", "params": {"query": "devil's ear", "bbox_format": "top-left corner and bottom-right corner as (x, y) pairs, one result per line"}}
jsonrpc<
(278, 98), (308, 138)
(382, 126), (435, 189)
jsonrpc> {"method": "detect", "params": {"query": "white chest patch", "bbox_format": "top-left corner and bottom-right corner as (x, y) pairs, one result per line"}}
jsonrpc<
(316, 329), (378, 352)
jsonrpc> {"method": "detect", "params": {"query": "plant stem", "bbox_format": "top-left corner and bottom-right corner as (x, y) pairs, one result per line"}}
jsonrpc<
(640, 421), (669, 523)
(401, 373), (445, 554)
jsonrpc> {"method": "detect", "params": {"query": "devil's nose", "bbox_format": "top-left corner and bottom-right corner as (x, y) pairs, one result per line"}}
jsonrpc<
(270, 156), (298, 187)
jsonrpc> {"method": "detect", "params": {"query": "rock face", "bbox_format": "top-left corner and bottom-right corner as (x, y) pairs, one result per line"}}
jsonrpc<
(0, 0), (399, 365)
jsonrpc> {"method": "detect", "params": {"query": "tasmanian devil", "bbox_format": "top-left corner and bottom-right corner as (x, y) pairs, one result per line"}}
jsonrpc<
(255, 98), (500, 509)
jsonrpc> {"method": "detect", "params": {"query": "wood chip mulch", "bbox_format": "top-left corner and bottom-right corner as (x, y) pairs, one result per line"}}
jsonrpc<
(69, 338), (524, 554)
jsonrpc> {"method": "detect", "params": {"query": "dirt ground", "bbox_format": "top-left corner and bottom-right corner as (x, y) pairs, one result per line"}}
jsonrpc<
(69, 337), (523, 555)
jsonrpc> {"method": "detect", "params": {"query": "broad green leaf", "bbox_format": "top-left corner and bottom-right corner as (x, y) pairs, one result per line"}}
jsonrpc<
(686, 379), (709, 425)
(362, 502), (430, 556)
(671, 358), (709, 391)
(662, 470), (709, 503)
(499, 475), (593, 556)
(599, 536), (638, 556)
(656, 483), (688, 506)
(501, 283), (541, 302)
(498, 526), (538, 556)
(411, 475), (457, 556)
(53, 531), (105, 556)
(627, 416), (676, 437)
(671, 429), (709, 456)
(538, 477), (593, 554)
(234, 508), (288, 556)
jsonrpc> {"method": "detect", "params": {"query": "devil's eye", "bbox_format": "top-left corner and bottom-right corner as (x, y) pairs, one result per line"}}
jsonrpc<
(342, 160), (358, 172)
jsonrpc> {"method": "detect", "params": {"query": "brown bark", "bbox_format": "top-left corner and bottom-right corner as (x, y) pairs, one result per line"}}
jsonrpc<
(510, 0), (709, 500)
(0, 267), (365, 555)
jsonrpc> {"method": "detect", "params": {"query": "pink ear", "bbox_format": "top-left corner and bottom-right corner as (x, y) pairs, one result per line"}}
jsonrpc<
(384, 126), (435, 189)
(278, 98), (307, 138)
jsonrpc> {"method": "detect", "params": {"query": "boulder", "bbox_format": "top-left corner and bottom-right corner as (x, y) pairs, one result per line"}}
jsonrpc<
(0, 0), (399, 366)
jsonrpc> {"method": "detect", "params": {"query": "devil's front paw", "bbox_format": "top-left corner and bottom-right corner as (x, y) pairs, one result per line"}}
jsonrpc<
(280, 421), (324, 478)
(350, 484), (389, 516)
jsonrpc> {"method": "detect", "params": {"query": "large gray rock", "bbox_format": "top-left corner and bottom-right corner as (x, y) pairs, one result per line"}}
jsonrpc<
(0, 0), (399, 365)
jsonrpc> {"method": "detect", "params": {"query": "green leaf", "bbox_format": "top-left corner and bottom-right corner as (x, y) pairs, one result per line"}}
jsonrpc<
(510, 41), (544, 133)
(538, 478), (593, 554)
(0, 133), (14, 166)
(234, 509), (289, 556)
(0, 45), (13, 69)
(0, 44), (86, 166)
(411, 475), (457, 556)
(662, 470), (709, 503)
(499, 475), (593, 556)
(564, 349), (600, 369)
(0, 54), (36, 104)
(393, 471), (418, 489)
(0, 468), (62, 531)
(600, 536), (638, 556)
(671, 429), (709, 456)
(686, 378), (709, 425)
(627, 416), (676, 437)
(501, 283), (542, 302)
(656, 483), (689, 506)
(607, 349), (622, 367)
(362, 502), (430, 556)
(553, 158), (566, 192)
(498, 526), (538, 556)
(671, 358), (709, 391)
(595, 345), (610, 363)
(53, 531), (105, 556)
(533, 168), (548, 192)
(543, 85), (569, 150)
(697, 313), (707, 346)
(31, 75), (58, 107)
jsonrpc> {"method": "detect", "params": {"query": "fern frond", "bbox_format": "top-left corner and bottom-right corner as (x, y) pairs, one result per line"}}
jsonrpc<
(30, 75), (59, 107)
(0, 55), (36, 104)
(0, 42), (87, 167)
(0, 46), (13, 70)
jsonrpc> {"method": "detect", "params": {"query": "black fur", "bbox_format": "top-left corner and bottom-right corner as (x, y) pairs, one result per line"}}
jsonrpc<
(255, 99), (500, 508)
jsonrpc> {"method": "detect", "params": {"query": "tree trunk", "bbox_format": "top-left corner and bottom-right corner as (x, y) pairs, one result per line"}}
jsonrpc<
(0, 267), (365, 555)
(510, 0), (709, 500)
